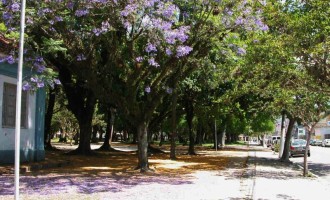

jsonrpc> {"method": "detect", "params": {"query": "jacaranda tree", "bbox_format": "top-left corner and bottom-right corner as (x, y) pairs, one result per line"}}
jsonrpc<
(2, 0), (269, 172)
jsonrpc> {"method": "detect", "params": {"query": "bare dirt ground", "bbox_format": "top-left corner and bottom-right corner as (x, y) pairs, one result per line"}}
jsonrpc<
(0, 142), (262, 200)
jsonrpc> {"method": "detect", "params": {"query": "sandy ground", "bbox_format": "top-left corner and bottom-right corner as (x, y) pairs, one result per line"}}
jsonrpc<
(3, 142), (320, 200)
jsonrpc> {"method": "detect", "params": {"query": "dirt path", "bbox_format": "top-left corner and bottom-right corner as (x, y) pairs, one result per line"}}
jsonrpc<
(0, 143), (258, 200)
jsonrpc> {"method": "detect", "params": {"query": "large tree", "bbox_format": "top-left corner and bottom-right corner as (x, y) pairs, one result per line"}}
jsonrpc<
(2, 0), (269, 171)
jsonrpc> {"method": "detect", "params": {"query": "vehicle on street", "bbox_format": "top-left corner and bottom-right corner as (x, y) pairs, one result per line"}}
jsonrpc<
(310, 139), (322, 146)
(289, 139), (310, 157)
(322, 139), (330, 147)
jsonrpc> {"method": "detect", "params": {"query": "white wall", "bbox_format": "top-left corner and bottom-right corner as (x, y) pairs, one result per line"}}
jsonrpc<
(0, 75), (36, 152)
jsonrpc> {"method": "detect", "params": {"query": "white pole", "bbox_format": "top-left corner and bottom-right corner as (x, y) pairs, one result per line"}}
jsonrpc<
(15, 0), (27, 199)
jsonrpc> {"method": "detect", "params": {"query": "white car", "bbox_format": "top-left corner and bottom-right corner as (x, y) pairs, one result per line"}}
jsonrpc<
(322, 139), (330, 147)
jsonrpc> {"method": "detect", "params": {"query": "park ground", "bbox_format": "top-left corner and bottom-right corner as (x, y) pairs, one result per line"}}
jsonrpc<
(1, 142), (329, 200)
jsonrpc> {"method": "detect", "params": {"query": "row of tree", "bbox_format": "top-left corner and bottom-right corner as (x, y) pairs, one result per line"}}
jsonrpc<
(1, 1), (329, 174)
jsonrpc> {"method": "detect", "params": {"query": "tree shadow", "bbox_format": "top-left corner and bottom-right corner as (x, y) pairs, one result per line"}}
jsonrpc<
(306, 162), (330, 177)
(0, 172), (194, 196)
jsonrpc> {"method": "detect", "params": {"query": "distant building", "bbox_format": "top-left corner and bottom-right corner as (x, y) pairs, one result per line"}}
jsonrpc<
(313, 115), (330, 140)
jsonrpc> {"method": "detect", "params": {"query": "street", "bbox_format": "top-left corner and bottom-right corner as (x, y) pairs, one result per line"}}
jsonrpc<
(291, 145), (330, 179)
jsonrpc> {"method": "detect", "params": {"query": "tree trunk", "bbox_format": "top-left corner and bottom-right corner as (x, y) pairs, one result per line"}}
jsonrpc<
(195, 119), (203, 145)
(185, 97), (196, 155)
(170, 88), (178, 160)
(70, 92), (96, 155)
(220, 123), (226, 149)
(91, 125), (99, 143)
(303, 129), (311, 176)
(137, 121), (150, 172)
(98, 108), (116, 151)
(44, 86), (57, 149)
(281, 117), (295, 162)
(57, 63), (96, 155)
(170, 87), (178, 160)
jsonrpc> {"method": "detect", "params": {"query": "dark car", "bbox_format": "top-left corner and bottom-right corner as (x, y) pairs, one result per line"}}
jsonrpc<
(289, 139), (310, 157)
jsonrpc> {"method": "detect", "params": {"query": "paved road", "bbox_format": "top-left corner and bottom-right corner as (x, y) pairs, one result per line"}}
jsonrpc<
(291, 145), (330, 179)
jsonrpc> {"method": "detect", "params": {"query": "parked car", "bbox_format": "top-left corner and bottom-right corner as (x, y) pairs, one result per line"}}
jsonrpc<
(310, 139), (323, 146)
(289, 139), (310, 157)
(322, 139), (330, 147)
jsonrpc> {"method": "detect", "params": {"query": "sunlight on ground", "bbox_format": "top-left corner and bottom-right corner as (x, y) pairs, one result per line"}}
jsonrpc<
(80, 166), (116, 170)
(149, 159), (202, 169)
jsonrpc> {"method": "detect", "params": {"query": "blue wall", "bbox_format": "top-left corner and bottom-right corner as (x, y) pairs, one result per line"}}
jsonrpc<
(0, 62), (45, 163)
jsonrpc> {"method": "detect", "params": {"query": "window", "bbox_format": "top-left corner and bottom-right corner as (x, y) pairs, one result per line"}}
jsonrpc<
(2, 82), (28, 128)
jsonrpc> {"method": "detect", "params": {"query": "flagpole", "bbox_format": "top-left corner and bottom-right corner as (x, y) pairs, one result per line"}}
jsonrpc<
(15, 0), (27, 199)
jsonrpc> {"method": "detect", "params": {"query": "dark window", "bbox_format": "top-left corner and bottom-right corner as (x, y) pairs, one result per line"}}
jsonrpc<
(2, 82), (28, 128)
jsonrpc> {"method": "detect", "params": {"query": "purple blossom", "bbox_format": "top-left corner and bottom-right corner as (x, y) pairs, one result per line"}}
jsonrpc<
(161, 4), (177, 18)
(55, 16), (63, 22)
(91, 0), (108, 3)
(145, 43), (157, 53)
(136, 56), (143, 62)
(120, 4), (138, 17)
(224, 8), (233, 16)
(235, 17), (245, 25)
(34, 62), (46, 73)
(145, 86), (151, 93)
(165, 26), (189, 44)
(67, 2), (74, 10)
(93, 28), (102, 36)
(75, 9), (89, 17)
(166, 87), (173, 94)
(176, 45), (193, 57)
(31, 77), (39, 83)
(148, 58), (160, 67)
(237, 47), (246, 56)
(6, 55), (16, 64)
(37, 81), (45, 88)
(54, 79), (61, 85)
(77, 54), (86, 61)
(2, 12), (12, 20)
(101, 21), (110, 32)
(22, 82), (31, 91)
(165, 48), (172, 56)
(144, 0), (159, 7)
(10, 3), (20, 12)
(254, 18), (269, 31)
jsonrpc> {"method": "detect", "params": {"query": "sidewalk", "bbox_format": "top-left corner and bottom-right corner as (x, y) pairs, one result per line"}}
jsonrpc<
(246, 146), (330, 200)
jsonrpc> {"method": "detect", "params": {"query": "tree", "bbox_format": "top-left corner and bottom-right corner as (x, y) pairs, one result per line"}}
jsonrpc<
(2, 0), (269, 171)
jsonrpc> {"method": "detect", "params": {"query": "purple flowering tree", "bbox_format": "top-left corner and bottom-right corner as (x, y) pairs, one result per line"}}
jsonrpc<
(1, 0), (268, 171)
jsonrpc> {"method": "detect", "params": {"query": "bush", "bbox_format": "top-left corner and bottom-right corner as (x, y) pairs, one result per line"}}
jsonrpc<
(273, 143), (280, 152)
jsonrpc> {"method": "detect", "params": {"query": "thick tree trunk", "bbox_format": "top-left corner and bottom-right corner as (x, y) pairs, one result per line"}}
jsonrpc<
(57, 62), (96, 155)
(69, 92), (96, 155)
(281, 117), (295, 162)
(44, 86), (57, 149)
(137, 121), (150, 172)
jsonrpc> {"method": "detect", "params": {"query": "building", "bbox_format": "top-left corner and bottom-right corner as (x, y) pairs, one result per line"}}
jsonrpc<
(313, 115), (330, 140)
(0, 34), (46, 163)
